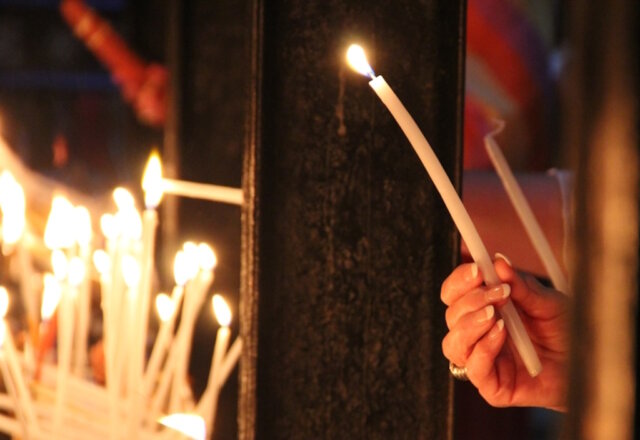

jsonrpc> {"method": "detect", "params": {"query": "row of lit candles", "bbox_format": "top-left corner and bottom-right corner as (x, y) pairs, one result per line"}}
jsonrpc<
(0, 149), (243, 439)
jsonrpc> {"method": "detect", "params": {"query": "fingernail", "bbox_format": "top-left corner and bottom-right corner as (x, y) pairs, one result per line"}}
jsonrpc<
(494, 252), (512, 267)
(469, 263), (478, 280)
(486, 283), (511, 301)
(489, 319), (505, 339)
(478, 305), (494, 323)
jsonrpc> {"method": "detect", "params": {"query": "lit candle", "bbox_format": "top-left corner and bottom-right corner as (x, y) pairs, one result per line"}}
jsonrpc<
(120, 254), (141, 437)
(149, 248), (199, 420)
(0, 172), (38, 353)
(138, 152), (163, 390)
(162, 178), (243, 206)
(484, 122), (568, 293)
(72, 206), (93, 376)
(55, 254), (80, 436)
(346, 44), (541, 377)
(198, 294), (231, 434)
(142, 289), (182, 399)
(169, 243), (214, 411)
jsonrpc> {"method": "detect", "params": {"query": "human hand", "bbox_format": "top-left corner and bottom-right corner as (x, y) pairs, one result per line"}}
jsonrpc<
(441, 255), (568, 411)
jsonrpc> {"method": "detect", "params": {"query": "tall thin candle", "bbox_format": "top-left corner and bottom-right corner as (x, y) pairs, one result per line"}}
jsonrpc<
(346, 44), (541, 377)
(484, 122), (568, 293)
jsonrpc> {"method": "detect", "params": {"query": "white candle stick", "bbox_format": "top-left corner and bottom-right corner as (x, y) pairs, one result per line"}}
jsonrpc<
(197, 295), (236, 435)
(346, 44), (541, 377)
(484, 122), (569, 293)
(0, 287), (39, 436)
(72, 206), (93, 376)
(138, 152), (163, 406)
(142, 287), (183, 398)
(216, 337), (242, 387)
(162, 178), (242, 206)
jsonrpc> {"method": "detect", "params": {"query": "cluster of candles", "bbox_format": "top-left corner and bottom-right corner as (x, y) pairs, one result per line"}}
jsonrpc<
(0, 41), (568, 439)
(0, 147), (242, 439)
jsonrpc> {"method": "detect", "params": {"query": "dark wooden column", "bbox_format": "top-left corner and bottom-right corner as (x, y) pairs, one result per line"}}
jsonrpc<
(564, 0), (639, 439)
(241, 1), (466, 439)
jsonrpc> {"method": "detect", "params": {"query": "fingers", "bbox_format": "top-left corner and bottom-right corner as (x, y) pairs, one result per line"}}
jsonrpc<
(493, 255), (568, 319)
(445, 283), (511, 328)
(442, 305), (497, 366)
(465, 319), (508, 397)
(441, 262), (483, 305)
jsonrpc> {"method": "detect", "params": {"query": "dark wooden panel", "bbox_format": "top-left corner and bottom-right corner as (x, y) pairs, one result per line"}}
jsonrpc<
(242, 1), (466, 439)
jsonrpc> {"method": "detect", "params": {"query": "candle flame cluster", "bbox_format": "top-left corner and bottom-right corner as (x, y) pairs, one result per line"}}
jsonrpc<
(0, 146), (242, 440)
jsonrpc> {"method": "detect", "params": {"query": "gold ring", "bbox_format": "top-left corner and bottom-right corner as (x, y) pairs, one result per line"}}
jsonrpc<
(449, 362), (469, 381)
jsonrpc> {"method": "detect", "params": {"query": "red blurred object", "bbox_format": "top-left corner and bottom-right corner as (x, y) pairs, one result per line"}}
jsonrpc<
(60, 0), (167, 127)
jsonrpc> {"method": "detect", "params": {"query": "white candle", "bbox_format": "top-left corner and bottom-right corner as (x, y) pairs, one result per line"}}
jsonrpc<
(484, 123), (568, 293)
(0, 287), (38, 435)
(198, 294), (231, 434)
(162, 178), (243, 206)
(142, 287), (183, 398)
(55, 265), (77, 436)
(72, 206), (93, 376)
(346, 44), (541, 377)
(216, 336), (242, 387)
(139, 152), (163, 388)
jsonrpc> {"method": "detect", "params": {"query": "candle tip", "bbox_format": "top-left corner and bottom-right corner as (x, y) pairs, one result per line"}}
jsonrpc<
(346, 44), (376, 80)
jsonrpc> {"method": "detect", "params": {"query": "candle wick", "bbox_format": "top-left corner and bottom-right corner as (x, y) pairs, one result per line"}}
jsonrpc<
(365, 68), (376, 80)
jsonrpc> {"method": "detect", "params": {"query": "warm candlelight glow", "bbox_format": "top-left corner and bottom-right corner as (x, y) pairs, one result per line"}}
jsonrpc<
(41, 274), (62, 320)
(113, 187), (136, 211)
(121, 255), (141, 289)
(73, 206), (92, 247)
(100, 213), (119, 241)
(92, 249), (111, 276)
(197, 243), (217, 271)
(116, 206), (142, 241)
(158, 413), (205, 440)
(0, 286), (9, 318)
(346, 44), (375, 79)
(0, 171), (26, 245)
(44, 196), (75, 250)
(67, 257), (86, 288)
(142, 151), (164, 209)
(155, 293), (174, 322)
(173, 250), (190, 287)
(51, 249), (69, 281)
(212, 294), (231, 327)
(178, 243), (199, 282)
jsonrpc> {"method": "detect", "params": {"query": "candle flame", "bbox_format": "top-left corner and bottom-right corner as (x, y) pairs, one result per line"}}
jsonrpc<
(173, 250), (189, 286)
(116, 207), (143, 241)
(197, 243), (217, 271)
(51, 249), (69, 280)
(346, 44), (376, 79)
(158, 413), (206, 440)
(68, 256), (86, 287)
(44, 195), (76, 249)
(100, 213), (119, 241)
(0, 171), (26, 244)
(181, 242), (200, 280)
(92, 249), (111, 276)
(121, 254), (141, 289)
(113, 187), (136, 211)
(142, 151), (164, 209)
(212, 294), (231, 327)
(41, 273), (62, 320)
(155, 293), (174, 322)
(0, 286), (9, 318)
(73, 206), (92, 247)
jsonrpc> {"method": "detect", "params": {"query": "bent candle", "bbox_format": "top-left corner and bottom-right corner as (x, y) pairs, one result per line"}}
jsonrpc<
(346, 44), (541, 377)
